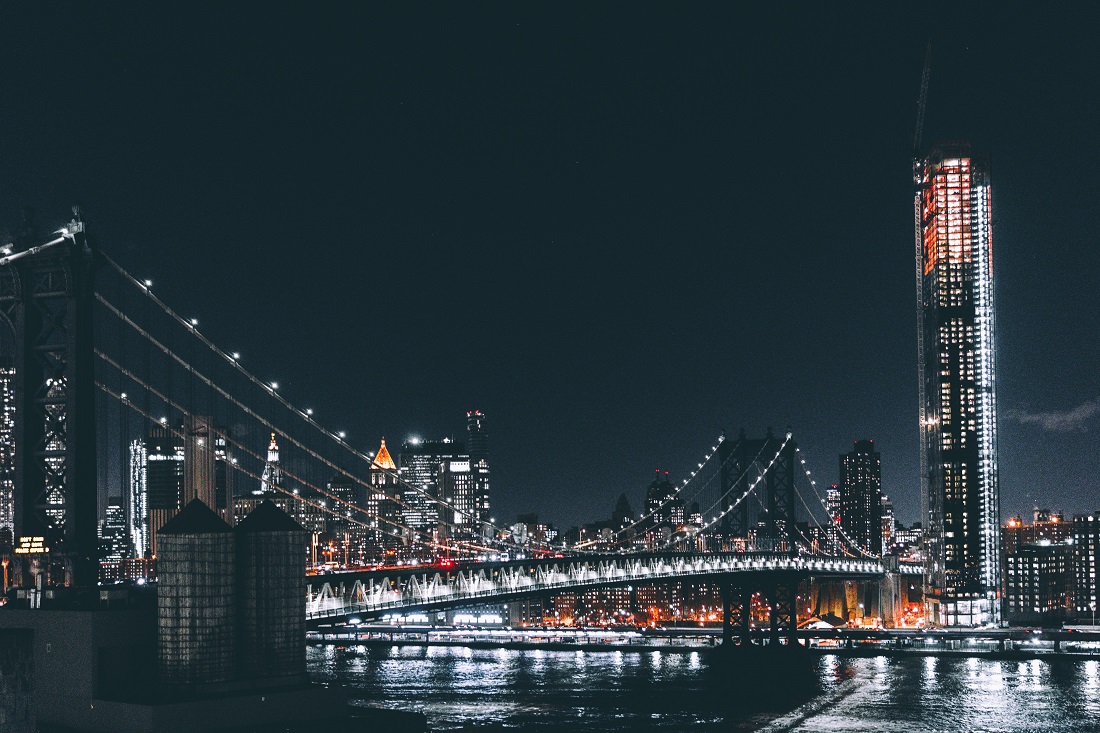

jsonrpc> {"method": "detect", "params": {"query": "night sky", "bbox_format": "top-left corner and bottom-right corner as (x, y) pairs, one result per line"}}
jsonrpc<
(2, 6), (1098, 531)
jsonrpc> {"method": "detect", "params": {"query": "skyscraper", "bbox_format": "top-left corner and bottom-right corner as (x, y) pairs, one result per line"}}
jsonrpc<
(880, 495), (895, 556)
(129, 425), (184, 558)
(213, 431), (234, 521)
(825, 486), (841, 555)
(916, 141), (1000, 626)
(0, 366), (15, 540)
(235, 433), (293, 524)
(128, 438), (149, 558)
(838, 440), (882, 557)
(366, 439), (402, 562)
(398, 437), (464, 537)
(257, 432), (283, 496)
(183, 415), (216, 510)
(466, 410), (491, 533)
(644, 470), (684, 549)
(98, 497), (129, 583)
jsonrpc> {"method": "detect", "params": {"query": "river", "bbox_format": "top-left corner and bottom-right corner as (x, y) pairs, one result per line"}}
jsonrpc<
(307, 644), (1100, 731)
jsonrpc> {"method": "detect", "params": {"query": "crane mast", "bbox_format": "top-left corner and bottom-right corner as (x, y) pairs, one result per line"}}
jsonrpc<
(912, 41), (932, 183)
(912, 40), (934, 622)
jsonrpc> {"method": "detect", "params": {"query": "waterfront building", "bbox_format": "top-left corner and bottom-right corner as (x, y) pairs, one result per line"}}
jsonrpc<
(1003, 509), (1071, 553)
(1073, 513), (1100, 622)
(575, 587), (633, 625)
(915, 142), (1000, 626)
(838, 440), (883, 556)
(1001, 510), (1071, 601)
(1004, 540), (1073, 625)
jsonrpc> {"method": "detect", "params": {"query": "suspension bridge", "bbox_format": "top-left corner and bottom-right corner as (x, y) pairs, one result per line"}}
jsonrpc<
(1, 212), (922, 646)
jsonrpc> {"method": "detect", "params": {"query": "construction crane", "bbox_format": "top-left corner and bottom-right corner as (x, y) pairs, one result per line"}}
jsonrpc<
(912, 41), (932, 184)
(912, 40), (932, 581)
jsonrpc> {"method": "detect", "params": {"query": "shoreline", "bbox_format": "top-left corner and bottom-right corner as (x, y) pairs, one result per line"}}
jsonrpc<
(308, 635), (1100, 660)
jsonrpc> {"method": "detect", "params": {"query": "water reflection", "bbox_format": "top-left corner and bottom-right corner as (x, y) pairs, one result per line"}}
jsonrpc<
(307, 646), (1100, 732)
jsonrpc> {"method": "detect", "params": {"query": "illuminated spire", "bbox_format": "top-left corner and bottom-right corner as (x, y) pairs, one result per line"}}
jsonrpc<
(374, 438), (396, 470)
(257, 432), (282, 495)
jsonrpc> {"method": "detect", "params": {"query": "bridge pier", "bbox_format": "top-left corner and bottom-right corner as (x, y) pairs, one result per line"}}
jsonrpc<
(722, 589), (732, 646)
(720, 581), (753, 647)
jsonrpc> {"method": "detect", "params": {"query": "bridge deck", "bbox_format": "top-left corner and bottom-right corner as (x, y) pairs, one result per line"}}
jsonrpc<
(307, 552), (921, 625)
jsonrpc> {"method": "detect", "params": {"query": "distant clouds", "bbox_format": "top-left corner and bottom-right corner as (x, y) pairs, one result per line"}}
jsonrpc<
(1007, 397), (1100, 432)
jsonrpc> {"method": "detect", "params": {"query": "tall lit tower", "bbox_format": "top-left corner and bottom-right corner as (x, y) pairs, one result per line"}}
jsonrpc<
(838, 440), (883, 557)
(257, 433), (283, 496)
(466, 410), (491, 533)
(367, 438), (402, 562)
(915, 141), (1000, 626)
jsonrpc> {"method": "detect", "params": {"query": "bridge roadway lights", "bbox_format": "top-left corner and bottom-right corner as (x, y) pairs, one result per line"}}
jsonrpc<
(304, 552), (919, 627)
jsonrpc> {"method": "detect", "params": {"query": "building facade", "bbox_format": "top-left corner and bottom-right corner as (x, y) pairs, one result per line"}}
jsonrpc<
(0, 366), (14, 542)
(915, 142), (1000, 626)
(826, 486), (841, 555)
(466, 410), (491, 532)
(1004, 541), (1073, 626)
(366, 439), (403, 563)
(1074, 514), (1100, 623)
(838, 440), (883, 557)
(97, 497), (129, 583)
(130, 425), (185, 558)
(643, 470), (684, 549)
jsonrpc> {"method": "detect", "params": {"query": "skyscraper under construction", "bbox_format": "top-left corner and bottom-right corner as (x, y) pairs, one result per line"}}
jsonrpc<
(915, 142), (1000, 626)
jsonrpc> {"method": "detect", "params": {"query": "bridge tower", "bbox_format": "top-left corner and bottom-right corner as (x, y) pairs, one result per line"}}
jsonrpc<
(717, 429), (800, 646)
(717, 428), (798, 553)
(0, 209), (99, 588)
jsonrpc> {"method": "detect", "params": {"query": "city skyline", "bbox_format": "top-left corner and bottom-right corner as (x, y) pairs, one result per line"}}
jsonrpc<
(1, 6), (1099, 534)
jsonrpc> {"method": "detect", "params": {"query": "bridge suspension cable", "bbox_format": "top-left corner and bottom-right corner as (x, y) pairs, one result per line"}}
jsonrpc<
(660, 432), (791, 551)
(573, 433), (735, 550)
(96, 351), (417, 541)
(791, 440), (880, 560)
(95, 379), (484, 557)
(91, 304), (474, 541)
(94, 253), (566, 554)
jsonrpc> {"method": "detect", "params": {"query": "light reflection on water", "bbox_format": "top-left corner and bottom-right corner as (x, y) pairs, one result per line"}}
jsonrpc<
(307, 645), (1100, 732)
